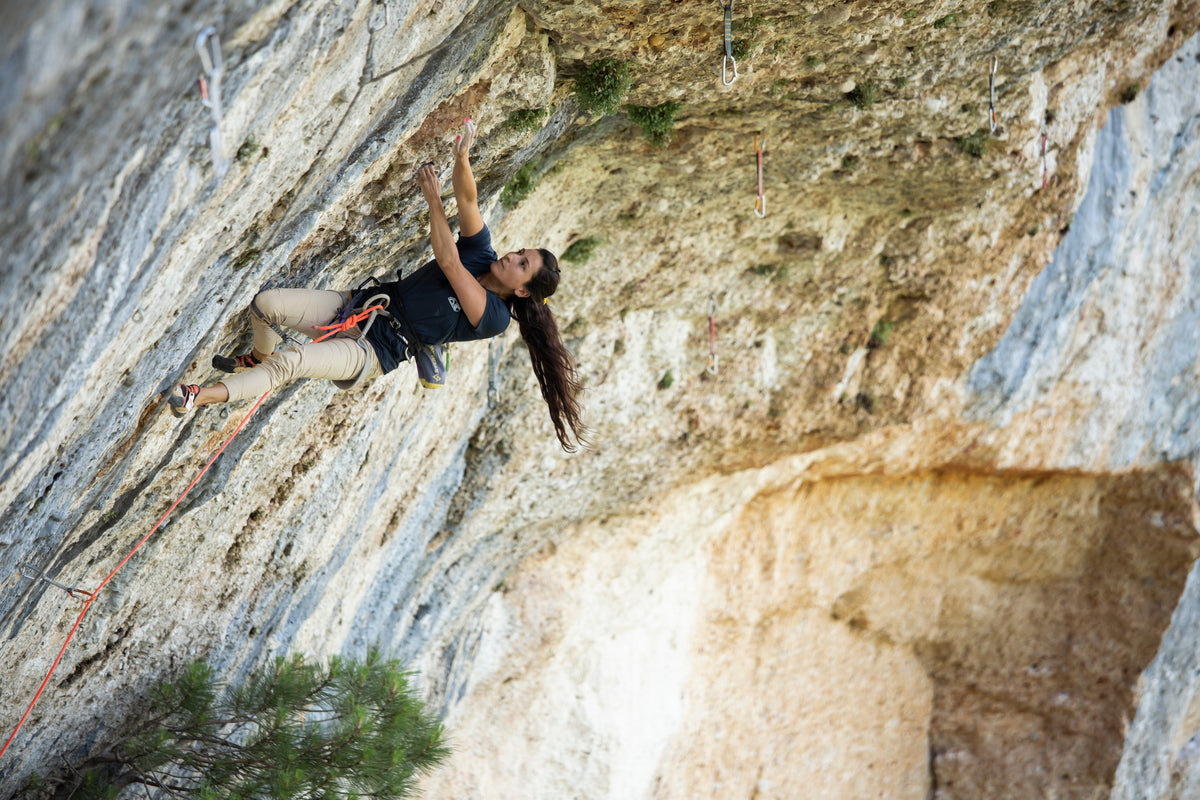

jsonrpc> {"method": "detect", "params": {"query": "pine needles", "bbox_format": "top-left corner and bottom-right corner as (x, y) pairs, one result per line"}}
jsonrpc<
(75, 651), (448, 799)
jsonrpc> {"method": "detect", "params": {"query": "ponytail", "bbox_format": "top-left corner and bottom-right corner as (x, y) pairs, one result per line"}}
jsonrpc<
(508, 249), (587, 452)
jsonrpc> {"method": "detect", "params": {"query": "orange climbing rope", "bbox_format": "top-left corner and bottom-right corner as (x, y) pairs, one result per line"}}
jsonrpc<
(0, 391), (269, 759)
(1, 300), (392, 760)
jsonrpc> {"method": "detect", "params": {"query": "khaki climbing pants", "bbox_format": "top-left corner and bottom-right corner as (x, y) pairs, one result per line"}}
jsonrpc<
(220, 288), (383, 403)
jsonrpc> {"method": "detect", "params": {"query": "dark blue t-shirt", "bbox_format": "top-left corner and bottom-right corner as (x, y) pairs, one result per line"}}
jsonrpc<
(365, 225), (511, 373)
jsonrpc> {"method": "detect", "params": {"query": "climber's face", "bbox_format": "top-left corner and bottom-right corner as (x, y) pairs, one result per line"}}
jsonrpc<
(492, 248), (543, 298)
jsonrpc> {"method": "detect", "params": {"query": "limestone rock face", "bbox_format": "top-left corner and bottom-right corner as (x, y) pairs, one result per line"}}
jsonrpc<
(2, 1), (1200, 799)
(422, 466), (1198, 799)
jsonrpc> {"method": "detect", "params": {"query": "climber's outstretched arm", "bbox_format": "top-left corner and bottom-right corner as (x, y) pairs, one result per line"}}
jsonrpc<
(452, 119), (484, 238)
(417, 164), (487, 326)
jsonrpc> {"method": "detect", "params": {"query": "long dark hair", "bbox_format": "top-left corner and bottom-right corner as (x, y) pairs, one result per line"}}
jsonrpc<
(508, 249), (587, 452)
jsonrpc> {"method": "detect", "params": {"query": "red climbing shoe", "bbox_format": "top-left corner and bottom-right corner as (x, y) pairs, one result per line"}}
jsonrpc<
(168, 384), (201, 418)
(212, 352), (261, 373)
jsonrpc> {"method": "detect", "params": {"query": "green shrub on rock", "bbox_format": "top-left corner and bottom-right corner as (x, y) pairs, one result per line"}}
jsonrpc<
(562, 236), (605, 264)
(574, 58), (632, 116)
(501, 161), (539, 207)
(503, 106), (550, 135)
(625, 101), (681, 148)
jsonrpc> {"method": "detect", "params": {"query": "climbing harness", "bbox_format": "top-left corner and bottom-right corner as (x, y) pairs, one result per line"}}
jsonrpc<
(989, 57), (998, 132)
(754, 132), (766, 218)
(369, 0), (390, 32)
(487, 339), (499, 408)
(194, 26), (228, 176)
(1, 391), (269, 761)
(335, 277), (386, 325)
(720, 0), (738, 86)
(17, 564), (89, 602)
(1040, 121), (1048, 189)
(238, 282), (388, 390)
(332, 276), (448, 390)
(706, 294), (719, 375)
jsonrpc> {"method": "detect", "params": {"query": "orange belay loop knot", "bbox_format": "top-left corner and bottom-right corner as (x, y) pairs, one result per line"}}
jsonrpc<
(313, 304), (387, 342)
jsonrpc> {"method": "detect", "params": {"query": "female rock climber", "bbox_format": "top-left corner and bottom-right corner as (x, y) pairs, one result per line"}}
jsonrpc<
(167, 120), (586, 451)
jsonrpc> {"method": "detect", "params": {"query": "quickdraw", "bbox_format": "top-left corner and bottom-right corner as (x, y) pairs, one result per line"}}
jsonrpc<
(720, 1), (738, 86)
(989, 57), (998, 132)
(487, 339), (499, 408)
(18, 564), (90, 602)
(754, 132), (766, 218)
(707, 294), (719, 375)
(194, 26), (228, 176)
(1040, 121), (1049, 189)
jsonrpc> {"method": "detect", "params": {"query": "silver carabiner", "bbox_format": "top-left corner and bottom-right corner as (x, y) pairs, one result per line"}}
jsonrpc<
(369, 1), (390, 32)
(195, 26), (224, 98)
(723, 56), (739, 86)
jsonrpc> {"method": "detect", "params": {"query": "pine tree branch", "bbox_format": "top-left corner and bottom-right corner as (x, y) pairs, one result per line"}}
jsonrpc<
(127, 766), (190, 799)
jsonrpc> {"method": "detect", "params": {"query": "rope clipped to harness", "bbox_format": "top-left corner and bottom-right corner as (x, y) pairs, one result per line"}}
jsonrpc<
(319, 291), (393, 391)
(313, 302), (389, 341)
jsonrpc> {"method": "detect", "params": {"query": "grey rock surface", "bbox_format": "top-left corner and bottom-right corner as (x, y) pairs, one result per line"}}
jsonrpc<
(1, 0), (1199, 798)
(967, 34), (1200, 473)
